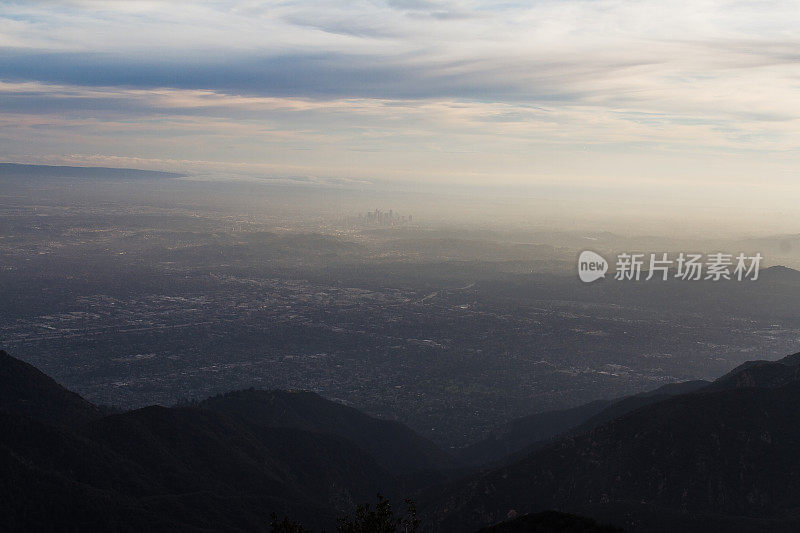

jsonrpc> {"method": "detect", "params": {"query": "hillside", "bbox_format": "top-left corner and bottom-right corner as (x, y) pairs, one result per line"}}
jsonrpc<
(199, 388), (451, 474)
(458, 380), (709, 468)
(458, 350), (800, 470)
(0, 351), (440, 531)
(0, 349), (102, 426)
(425, 354), (800, 532)
(7, 347), (800, 532)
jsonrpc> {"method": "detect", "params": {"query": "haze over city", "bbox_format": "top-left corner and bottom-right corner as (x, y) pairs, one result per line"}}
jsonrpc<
(2, 1), (800, 234)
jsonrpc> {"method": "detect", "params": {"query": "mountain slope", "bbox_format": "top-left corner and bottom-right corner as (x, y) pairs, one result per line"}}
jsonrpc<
(456, 400), (613, 467)
(0, 351), (421, 532)
(0, 408), (168, 532)
(199, 388), (451, 473)
(0, 349), (102, 426)
(709, 351), (800, 390)
(565, 380), (710, 437)
(1, 404), (392, 532)
(459, 380), (709, 468)
(426, 361), (800, 532)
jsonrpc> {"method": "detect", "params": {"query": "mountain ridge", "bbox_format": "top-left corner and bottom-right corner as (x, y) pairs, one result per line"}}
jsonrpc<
(0, 350), (448, 532)
(199, 388), (451, 474)
(424, 353), (800, 532)
(0, 349), (102, 426)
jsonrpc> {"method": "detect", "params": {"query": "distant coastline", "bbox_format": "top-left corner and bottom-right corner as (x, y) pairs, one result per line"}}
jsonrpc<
(0, 162), (185, 180)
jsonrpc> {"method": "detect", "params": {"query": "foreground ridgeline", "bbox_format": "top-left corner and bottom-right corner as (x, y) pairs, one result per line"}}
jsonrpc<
(3, 349), (800, 532)
(423, 351), (800, 532)
(0, 350), (450, 531)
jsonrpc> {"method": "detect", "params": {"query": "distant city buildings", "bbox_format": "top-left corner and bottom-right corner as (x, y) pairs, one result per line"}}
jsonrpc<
(339, 209), (412, 227)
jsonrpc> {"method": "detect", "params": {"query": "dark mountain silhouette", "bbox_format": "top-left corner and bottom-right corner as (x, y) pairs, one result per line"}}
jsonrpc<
(756, 265), (800, 282)
(8, 348), (800, 532)
(81, 406), (391, 504)
(473, 350), (800, 470)
(425, 352), (800, 532)
(458, 380), (709, 467)
(1, 404), (364, 531)
(456, 400), (613, 467)
(709, 351), (800, 390)
(564, 380), (710, 437)
(0, 350), (102, 426)
(0, 350), (445, 532)
(199, 388), (451, 473)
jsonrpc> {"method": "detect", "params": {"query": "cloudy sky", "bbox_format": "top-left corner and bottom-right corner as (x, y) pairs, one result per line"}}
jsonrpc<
(1, 0), (800, 204)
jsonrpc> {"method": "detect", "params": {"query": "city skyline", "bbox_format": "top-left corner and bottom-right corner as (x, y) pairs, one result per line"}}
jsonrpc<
(1, 1), (799, 225)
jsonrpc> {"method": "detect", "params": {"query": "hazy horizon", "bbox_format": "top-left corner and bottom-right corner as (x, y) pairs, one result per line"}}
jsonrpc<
(2, 0), (800, 234)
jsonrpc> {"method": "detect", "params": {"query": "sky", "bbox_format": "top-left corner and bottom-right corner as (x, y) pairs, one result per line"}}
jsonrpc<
(1, 0), (800, 223)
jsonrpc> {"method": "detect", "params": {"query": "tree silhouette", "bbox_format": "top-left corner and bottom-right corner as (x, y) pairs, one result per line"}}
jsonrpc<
(337, 494), (419, 533)
(269, 512), (309, 533)
(269, 495), (419, 532)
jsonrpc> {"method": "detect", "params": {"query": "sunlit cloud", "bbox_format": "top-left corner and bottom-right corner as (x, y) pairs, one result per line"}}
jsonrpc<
(1, 0), (800, 194)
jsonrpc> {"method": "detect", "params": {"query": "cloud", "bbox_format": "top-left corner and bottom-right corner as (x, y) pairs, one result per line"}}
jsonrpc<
(3, 1), (800, 106)
(1, 0), (800, 195)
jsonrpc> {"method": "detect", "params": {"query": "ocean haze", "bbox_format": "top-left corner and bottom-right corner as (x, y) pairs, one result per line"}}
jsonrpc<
(2, 0), (800, 219)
